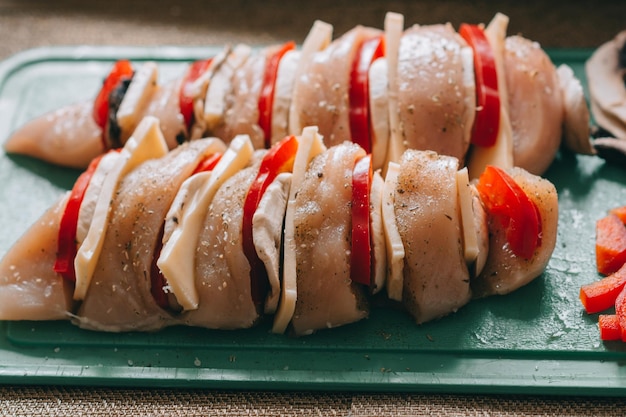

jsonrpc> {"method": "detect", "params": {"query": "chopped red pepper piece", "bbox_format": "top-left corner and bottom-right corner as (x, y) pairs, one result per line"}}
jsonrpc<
(580, 262), (626, 314)
(596, 213), (626, 276)
(599, 315), (622, 341)
(610, 206), (626, 225)
(615, 286), (626, 341)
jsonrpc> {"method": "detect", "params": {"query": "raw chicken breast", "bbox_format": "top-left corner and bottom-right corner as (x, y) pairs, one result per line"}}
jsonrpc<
(181, 161), (262, 329)
(4, 101), (104, 169)
(394, 24), (475, 163)
(504, 36), (563, 175)
(212, 52), (266, 149)
(0, 195), (73, 320)
(290, 142), (368, 336)
(395, 150), (471, 323)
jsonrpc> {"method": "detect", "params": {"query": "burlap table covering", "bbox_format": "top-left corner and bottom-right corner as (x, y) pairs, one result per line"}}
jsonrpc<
(1, 1), (625, 415)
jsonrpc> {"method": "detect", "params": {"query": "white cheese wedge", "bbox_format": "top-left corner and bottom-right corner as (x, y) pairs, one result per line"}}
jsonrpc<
(75, 151), (122, 245)
(161, 141), (227, 245)
(116, 62), (159, 137)
(74, 116), (169, 300)
(287, 20), (333, 136)
(271, 50), (300, 145)
(467, 13), (514, 179)
(456, 167), (479, 265)
(203, 44), (252, 131)
(381, 161), (405, 301)
(369, 58), (390, 172)
(383, 12), (405, 167)
(157, 134), (254, 311)
(189, 47), (230, 139)
(272, 126), (327, 334)
(369, 170), (387, 294)
(460, 45), (477, 147)
(253, 172), (292, 314)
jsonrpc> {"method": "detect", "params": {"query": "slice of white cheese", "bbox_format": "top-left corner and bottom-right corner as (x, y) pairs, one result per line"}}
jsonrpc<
(272, 126), (326, 334)
(116, 62), (159, 137)
(456, 167), (479, 265)
(467, 13), (514, 179)
(287, 20), (333, 136)
(75, 150), (123, 245)
(74, 116), (169, 300)
(369, 170), (387, 294)
(203, 44), (252, 131)
(381, 161), (405, 302)
(369, 57), (390, 172)
(157, 134), (254, 311)
(189, 47), (230, 138)
(271, 50), (300, 145)
(383, 12), (405, 167)
(253, 172), (292, 314)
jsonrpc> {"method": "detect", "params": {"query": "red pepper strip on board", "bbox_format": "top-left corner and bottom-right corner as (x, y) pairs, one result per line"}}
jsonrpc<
(596, 213), (626, 276)
(580, 262), (626, 314)
(598, 314), (622, 341)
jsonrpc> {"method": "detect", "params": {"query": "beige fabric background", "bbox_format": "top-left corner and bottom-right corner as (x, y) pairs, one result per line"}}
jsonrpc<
(1, 0), (626, 415)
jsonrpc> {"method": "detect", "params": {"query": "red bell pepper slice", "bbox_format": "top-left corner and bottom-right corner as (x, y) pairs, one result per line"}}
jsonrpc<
(93, 60), (134, 136)
(580, 262), (626, 314)
(476, 165), (541, 260)
(179, 58), (213, 131)
(350, 154), (373, 287)
(191, 152), (222, 175)
(599, 315), (622, 341)
(615, 286), (626, 341)
(459, 24), (500, 147)
(258, 42), (296, 148)
(242, 135), (299, 306)
(54, 154), (105, 281)
(349, 35), (385, 154)
(609, 206), (626, 224)
(596, 213), (626, 276)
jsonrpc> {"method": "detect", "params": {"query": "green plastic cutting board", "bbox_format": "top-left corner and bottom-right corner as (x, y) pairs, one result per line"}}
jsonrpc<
(0, 46), (624, 395)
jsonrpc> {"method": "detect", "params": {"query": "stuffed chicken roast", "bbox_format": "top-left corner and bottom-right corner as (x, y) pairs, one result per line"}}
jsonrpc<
(4, 12), (589, 178)
(0, 117), (557, 335)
